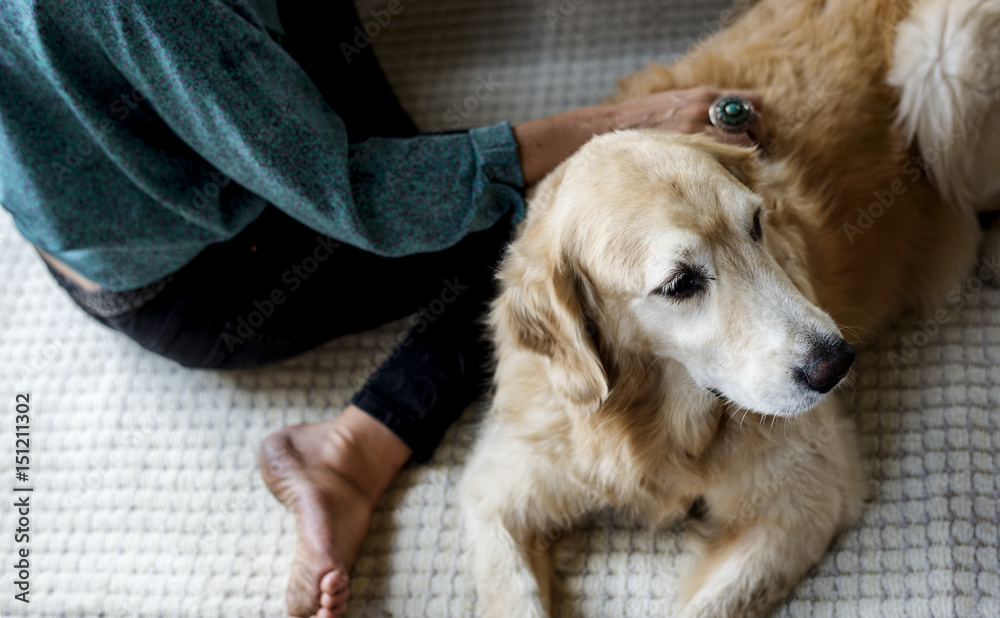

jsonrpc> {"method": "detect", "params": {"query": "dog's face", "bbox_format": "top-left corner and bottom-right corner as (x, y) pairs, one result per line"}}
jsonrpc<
(495, 130), (854, 417)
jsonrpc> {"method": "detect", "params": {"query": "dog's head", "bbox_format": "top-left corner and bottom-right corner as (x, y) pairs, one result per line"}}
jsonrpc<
(493, 130), (853, 417)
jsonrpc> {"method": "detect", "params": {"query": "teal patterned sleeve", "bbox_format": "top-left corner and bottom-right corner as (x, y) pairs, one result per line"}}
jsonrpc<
(90, 0), (525, 256)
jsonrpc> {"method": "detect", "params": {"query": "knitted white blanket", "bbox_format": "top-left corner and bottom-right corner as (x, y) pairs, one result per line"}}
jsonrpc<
(0, 1), (997, 616)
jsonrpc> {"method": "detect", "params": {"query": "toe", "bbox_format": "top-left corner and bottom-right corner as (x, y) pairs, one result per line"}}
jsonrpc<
(320, 570), (347, 594)
(318, 585), (349, 618)
(328, 599), (348, 617)
(320, 571), (350, 605)
(320, 586), (349, 613)
(333, 588), (349, 606)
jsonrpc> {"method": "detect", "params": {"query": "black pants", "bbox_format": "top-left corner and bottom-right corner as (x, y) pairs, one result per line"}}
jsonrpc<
(51, 0), (514, 462)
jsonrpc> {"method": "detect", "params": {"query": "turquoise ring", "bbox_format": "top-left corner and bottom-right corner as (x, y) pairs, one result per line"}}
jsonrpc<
(709, 95), (755, 133)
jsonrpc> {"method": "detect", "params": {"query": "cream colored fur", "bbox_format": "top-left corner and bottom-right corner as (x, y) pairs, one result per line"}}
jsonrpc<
(888, 0), (1000, 214)
(460, 0), (989, 616)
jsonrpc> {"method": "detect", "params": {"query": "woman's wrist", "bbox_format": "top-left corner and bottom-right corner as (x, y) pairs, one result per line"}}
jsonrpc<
(511, 104), (617, 186)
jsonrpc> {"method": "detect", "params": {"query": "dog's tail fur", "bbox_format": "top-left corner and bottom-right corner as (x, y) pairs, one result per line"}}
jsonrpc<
(888, 0), (1000, 213)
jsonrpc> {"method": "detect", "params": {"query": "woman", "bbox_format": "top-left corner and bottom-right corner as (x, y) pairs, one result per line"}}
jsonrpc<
(0, 1), (765, 616)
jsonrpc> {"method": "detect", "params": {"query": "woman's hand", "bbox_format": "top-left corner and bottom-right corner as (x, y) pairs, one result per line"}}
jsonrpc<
(512, 87), (766, 185)
(608, 87), (766, 147)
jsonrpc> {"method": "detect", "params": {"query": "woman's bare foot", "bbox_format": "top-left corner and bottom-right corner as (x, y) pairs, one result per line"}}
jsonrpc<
(259, 405), (412, 617)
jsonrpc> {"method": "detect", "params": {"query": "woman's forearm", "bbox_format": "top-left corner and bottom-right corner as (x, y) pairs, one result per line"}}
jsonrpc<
(511, 105), (617, 186)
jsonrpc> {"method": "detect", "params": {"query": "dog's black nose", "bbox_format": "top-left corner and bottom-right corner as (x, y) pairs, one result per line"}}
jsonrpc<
(796, 338), (855, 394)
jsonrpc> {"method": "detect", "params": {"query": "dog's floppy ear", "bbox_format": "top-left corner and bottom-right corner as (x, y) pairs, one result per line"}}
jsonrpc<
(494, 259), (608, 413)
(492, 162), (608, 413)
(684, 133), (761, 189)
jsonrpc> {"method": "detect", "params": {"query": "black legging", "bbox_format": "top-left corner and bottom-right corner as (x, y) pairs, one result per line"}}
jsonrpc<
(52, 1), (515, 462)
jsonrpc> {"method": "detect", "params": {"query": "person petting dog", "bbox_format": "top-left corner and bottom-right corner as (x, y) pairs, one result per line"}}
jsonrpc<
(0, 1), (764, 616)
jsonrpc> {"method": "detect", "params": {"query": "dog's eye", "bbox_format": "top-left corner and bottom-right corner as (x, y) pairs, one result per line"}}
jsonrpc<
(653, 267), (708, 300)
(751, 209), (763, 242)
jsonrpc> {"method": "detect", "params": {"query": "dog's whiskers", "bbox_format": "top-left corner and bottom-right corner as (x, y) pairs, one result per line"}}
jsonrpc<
(838, 323), (876, 342)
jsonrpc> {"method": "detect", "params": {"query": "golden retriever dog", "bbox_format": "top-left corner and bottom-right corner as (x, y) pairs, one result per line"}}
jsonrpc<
(460, 0), (997, 616)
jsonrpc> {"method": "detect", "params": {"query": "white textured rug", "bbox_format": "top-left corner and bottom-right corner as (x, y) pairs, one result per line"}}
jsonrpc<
(1, 0), (998, 616)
